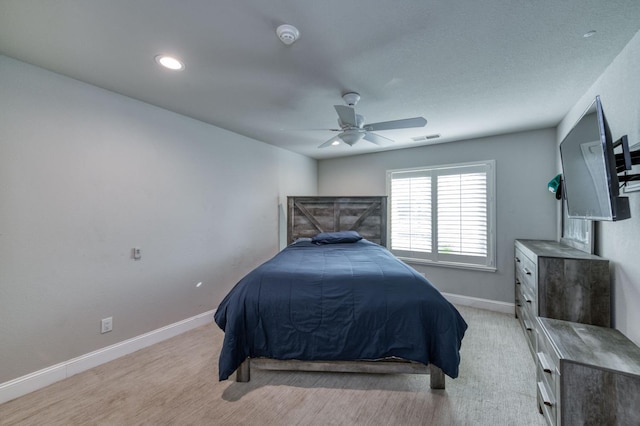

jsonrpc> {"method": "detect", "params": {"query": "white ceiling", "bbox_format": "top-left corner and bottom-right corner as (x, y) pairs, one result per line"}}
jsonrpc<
(1, 1), (639, 160)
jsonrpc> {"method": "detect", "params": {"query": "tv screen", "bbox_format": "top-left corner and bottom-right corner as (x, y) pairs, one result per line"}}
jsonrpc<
(559, 96), (630, 221)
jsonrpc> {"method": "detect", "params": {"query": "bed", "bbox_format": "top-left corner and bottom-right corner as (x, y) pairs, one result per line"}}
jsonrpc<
(214, 196), (467, 389)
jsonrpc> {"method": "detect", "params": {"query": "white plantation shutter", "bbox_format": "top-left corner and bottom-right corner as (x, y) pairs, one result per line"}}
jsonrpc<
(437, 172), (487, 256)
(390, 173), (431, 254)
(387, 161), (495, 270)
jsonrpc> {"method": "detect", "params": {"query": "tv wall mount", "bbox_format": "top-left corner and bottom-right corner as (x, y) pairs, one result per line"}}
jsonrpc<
(614, 135), (640, 183)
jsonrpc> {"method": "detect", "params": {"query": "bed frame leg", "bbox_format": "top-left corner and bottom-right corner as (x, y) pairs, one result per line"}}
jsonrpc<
(236, 359), (250, 382)
(429, 365), (445, 389)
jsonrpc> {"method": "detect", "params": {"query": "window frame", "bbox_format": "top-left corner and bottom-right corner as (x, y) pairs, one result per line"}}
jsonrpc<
(386, 160), (496, 272)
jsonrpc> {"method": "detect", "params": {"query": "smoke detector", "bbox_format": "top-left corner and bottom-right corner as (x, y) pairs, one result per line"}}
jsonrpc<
(276, 24), (300, 45)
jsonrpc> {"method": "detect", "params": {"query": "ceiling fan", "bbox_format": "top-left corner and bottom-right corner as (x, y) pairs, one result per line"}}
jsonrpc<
(318, 92), (427, 148)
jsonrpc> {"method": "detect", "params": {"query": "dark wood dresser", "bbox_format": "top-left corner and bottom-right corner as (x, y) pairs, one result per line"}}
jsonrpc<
(536, 317), (640, 425)
(514, 239), (610, 356)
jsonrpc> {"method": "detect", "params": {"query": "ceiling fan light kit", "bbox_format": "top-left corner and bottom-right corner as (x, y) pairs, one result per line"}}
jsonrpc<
(339, 129), (364, 146)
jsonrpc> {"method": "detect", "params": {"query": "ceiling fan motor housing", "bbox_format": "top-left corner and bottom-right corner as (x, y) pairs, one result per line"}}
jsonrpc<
(342, 92), (360, 106)
(337, 114), (364, 129)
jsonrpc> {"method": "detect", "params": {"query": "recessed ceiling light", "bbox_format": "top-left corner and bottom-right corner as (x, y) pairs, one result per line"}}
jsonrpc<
(331, 140), (340, 146)
(583, 30), (597, 38)
(155, 54), (185, 70)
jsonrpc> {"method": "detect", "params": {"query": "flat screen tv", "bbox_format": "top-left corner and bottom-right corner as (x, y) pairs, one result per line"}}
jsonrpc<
(559, 96), (630, 221)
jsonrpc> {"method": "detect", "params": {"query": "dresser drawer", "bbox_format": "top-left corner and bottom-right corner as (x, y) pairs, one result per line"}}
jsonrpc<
(537, 380), (557, 426)
(536, 325), (559, 370)
(516, 293), (536, 355)
(536, 351), (558, 404)
(515, 248), (536, 295)
(535, 319), (562, 426)
(516, 279), (537, 320)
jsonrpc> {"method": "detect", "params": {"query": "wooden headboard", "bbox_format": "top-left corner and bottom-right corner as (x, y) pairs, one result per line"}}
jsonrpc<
(287, 196), (387, 246)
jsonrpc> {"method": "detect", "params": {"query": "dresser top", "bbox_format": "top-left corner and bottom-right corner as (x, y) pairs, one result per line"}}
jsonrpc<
(515, 239), (605, 261)
(538, 317), (640, 377)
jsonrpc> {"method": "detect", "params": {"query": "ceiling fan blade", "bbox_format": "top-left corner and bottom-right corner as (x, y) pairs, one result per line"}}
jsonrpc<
(334, 105), (358, 127)
(363, 132), (394, 146)
(364, 117), (427, 131)
(301, 128), (341, 132)
(318, 135), (342, 148)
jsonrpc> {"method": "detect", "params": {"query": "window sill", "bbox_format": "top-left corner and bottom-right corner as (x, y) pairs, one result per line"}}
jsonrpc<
(398, 257), (497, 273)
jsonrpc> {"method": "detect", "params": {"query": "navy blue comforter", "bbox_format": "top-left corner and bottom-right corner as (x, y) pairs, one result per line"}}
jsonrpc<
(214, 239), (467, 381)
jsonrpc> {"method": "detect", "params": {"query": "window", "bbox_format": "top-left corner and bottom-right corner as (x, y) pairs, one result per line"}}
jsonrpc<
(387, 160), (495, 270)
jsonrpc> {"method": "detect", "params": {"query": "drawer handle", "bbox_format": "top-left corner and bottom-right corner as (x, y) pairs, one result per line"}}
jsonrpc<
(515, 257), (521, 263)
(536, 352), (553, 374)
(515, 279), (521, 285)
(524, 320), (533, 332)
(523, 267), (532, 276)
(537, 382), (553, 407)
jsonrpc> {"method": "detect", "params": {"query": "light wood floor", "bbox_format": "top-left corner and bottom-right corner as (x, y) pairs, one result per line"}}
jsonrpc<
(0, 305), (546, 425)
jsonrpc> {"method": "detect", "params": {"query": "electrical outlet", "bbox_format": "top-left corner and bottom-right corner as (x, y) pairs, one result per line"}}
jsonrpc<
(101, 317), (113, 334)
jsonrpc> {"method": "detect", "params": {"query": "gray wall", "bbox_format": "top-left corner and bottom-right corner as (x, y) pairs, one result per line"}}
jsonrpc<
(557, 31), (640, 346)
(0, 56), (317, 383)
(318, 129), (558, 303)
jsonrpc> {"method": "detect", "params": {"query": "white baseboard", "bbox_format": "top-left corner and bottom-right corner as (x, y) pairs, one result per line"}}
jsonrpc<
(441, 292), (514, 315)
(0, 310), (215, 405)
